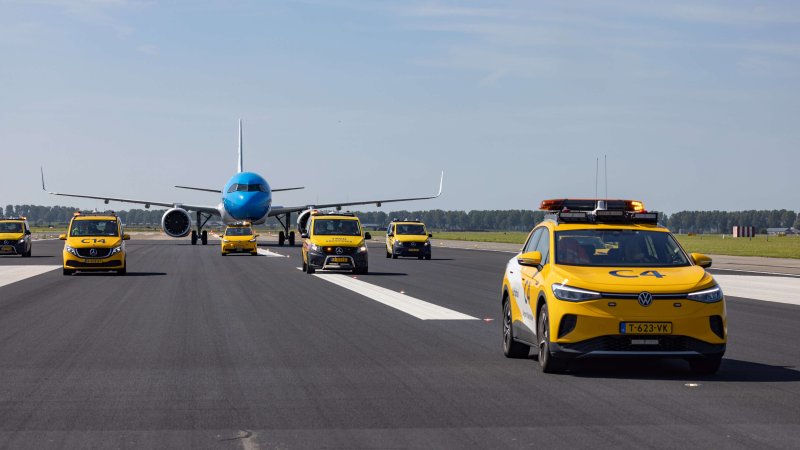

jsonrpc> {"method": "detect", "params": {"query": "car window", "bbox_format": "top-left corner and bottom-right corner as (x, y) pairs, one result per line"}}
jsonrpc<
(524, 228), (543, 254)
(225, 227), (253, 236)
(0, 222), (23, 233)
(555, 229), (690, 267)
(534, 228), (551, 264)
(396, 224), (426, 235)
(313, 219), (362, 236)
(70, 220), (119, 237)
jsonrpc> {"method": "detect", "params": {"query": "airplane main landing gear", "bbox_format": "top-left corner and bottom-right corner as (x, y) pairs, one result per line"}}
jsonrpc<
(192, 212), (212, 246)
(275, 212), (295, 246)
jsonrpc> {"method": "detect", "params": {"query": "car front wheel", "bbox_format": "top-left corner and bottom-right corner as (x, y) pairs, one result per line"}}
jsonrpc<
(538, 304), (567, 373)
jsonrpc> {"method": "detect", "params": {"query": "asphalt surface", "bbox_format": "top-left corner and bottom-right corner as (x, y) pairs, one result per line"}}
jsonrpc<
(0, 239), (799, 449)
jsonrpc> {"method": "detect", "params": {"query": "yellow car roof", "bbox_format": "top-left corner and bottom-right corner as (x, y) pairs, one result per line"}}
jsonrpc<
(73, 215), (118, 221)
(314, 215), (360, 221)
(547, 221), (669, 233)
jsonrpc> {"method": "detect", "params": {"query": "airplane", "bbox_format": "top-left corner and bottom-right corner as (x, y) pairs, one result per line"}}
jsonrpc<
(42, 120), (444, 246)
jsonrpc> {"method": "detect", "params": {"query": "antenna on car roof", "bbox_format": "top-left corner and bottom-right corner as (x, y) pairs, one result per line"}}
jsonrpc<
(594, 157), (599, 198)
(604, 154), (608, 200)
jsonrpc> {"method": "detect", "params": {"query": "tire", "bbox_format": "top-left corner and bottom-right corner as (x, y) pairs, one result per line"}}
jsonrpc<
(201, 230), (208, 245)
(250, 251), (257, 256)
(117, 264), (127, 276)
(191, 230), (198, 245)
(417, 255), (423, 260)
(425, 254), (431, 260)
(392, 252), (398, 259)
(689, 356), (722, 375)
(537, 303), (568, 373)
(302, 259), (307, 272)
(288, 231), (295, 246)
(354, 266), (368, 275)
(304, 256), (315, 274)
(63, 268), (74, 276)
(278, 231), (286, 246)
(221, 252), (227, 256)
(386, 249), (391, 258)
(503, 299), (530, 358)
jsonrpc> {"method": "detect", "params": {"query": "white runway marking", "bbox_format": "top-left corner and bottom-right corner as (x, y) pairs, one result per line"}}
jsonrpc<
(715, 274), (800, 306)
(257, 248), (287, 258)
(0, 266), (61, 289)
(311, 272), (478, 320)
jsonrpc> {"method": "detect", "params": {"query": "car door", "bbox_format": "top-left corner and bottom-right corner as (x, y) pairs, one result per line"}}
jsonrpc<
(520, 226), (551, 337)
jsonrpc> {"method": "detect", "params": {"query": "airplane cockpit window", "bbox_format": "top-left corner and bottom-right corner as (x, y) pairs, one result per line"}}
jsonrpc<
(227, 184), (238, 193)
(234, 184), (267, 192)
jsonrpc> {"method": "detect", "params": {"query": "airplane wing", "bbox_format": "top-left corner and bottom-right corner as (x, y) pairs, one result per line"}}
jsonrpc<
(269, 171), (444, 217)
(42, 169), (220, 215)
(175, 185), (305, 193)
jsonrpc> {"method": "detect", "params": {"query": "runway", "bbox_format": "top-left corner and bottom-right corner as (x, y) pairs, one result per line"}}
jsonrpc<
(0, 239), (799, 449)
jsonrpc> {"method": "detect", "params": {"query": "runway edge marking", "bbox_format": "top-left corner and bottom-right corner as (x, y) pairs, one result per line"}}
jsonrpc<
(309, 271), (479, 321)
(0, 266), (61, 289)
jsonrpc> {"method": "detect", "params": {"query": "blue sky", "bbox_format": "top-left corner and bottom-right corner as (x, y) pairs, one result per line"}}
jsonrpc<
(1, 0), (798, 214)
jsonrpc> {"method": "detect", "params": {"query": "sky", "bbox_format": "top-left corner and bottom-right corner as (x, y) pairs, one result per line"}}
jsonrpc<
(1, 0), (798, 215)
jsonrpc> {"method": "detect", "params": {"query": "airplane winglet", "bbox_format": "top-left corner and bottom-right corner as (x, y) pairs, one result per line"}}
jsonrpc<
(41, 167), (46, 191)
(436, 170), (444, 197)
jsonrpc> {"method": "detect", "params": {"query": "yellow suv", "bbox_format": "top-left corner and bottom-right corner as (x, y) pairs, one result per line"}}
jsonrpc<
(301, 212), (371, 274)
(0, 217), (32, 257)
(501, 199), (726, 375)
(386, 219), (432, 260)
(60, 212), (130, 276)
(221, 222), (258, 256)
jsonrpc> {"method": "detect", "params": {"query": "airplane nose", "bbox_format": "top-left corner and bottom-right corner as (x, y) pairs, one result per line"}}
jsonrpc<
(227, 192), (270, 220)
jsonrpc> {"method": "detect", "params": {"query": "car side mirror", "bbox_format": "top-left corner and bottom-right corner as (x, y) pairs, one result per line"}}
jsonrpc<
(254, 234), (260, 238)
(123, 234), (131, 240)
(365, 232), (372, 240)
(428, 233), (433, 238)
(58, 234), (67, 240)
(691, 252), (712, 268)
(517, 251), (542, 267)
(25, 230), (32, 235)
(387, 233), (393, 237)
(301, 233), (309, 239)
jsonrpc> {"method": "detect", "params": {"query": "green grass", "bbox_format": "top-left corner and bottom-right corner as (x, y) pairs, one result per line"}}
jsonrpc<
(421, 230), (800, 259)
(674, 234), (800, 259)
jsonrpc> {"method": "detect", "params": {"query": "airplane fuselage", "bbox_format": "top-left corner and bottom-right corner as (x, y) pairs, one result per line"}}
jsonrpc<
(220, 172), (272, 224)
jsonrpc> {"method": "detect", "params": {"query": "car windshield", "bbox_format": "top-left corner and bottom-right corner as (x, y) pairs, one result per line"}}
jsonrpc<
(313, 219), (361, 236)
(555, 229), (689, 267)
(226, 227), (253, 236)
(396, 224), (426, 235)
(0, 222), (23, 233)
(70, 220), (119, 237)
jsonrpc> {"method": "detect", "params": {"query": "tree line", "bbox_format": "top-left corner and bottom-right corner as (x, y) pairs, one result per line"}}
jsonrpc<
(3, 204), (798, 234)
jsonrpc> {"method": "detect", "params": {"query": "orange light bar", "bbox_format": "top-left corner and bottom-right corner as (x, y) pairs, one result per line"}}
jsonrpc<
(539, 199), (646, 212)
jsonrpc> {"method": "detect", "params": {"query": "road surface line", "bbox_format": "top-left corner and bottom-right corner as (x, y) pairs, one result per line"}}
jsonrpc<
(715, 274), (800, 306)
(0, 265), (61, 289)
(257, 248), (287, 257)
(312, 272), (478, 320)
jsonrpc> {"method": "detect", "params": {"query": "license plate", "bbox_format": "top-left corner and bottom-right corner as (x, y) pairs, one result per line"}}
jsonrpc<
(620, 322), (672, 334)
(330, 257), (349, 263)
(0, 246), (12, 253)
(83, 259), (103, 264)
(408, 248), (420, 252)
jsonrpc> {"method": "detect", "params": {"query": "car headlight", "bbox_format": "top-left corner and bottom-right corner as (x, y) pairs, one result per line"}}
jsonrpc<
(222, 239), (230, 243)
(687, 285), (723, 303)
(551, 284), (602, 302)
(18, 238), (26, 244)
(249, 238), (257, 242)
(424, 240), (430, 246)
(310, 243), (320, 252)
(358, 245), (367, 252)
(64, 244), (79, 256)
(110, 245), (123, 255)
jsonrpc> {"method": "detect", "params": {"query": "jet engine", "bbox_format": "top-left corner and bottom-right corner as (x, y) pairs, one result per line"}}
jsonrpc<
(296, 208), (315, 235)
(161, 208), (192, 238)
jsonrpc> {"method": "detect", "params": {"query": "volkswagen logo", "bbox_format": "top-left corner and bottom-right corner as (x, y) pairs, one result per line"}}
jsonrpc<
(89, 248), (98, 257)
(335, 247), (344, 255)
(637, 291), (653, 307)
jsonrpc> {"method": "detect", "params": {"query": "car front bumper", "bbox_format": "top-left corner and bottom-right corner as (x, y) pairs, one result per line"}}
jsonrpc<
(63, 251), (125, 270)
(0, 241), (27, 255)
(307, 250), (368, 270)
(221, 242), (257, 253)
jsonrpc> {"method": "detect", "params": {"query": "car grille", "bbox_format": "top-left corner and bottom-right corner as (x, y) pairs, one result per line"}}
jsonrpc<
(561, 335), (723, 354)
(66, 260), (122, 268)
(322, 246), (359, 255)
(76, 248), (112, 258)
